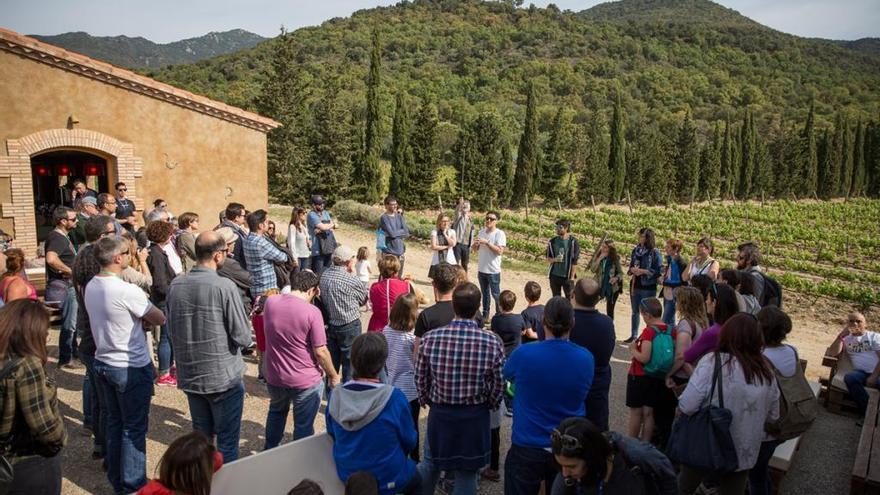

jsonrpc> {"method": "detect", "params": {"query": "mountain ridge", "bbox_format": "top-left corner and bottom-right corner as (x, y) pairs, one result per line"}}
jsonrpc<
(30, 29), (266, 68)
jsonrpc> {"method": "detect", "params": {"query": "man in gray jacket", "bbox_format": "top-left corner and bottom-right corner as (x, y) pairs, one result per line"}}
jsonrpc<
(167, 230), (252, 462)
(379, 195), (410, 277)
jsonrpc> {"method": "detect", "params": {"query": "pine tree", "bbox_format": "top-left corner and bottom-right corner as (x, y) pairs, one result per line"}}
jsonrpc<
(356, 30), (384, 204)
(608, 90), (626, 202)
(389, 91), (413, 200)
(852, 120), (866, 197)
(408, 99), (440, 208)
(702, 122), (722, 199)
(738, 110), (757, 198)
(674, 111), (700, 202)
(455, 112), (505, 209)
(512, 82), (540, 206)
(309, 80), (353, 201)
(841, 118), (854, 197)
(720, 118), (733, 199)
(576, 118), (610, 203)
(801, 100), (818, 196)
(542, 107), (570, 199)
(257, 29), (313, 203)
(818, 128), (834, 199)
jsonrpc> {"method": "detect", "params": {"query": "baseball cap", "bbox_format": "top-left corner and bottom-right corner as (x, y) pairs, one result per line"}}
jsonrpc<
(332, 245), (355, 262)
(311, 195), (325, 205)
(215, 227), (237, 244)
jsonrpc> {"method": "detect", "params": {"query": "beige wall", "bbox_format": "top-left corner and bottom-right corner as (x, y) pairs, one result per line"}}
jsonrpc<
(0, 50), (269, 244)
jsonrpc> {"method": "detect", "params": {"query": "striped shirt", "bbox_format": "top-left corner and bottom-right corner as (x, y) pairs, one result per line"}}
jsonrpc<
(243, 232), (288, 296)
(318, 265), (369, 326)
(416, 318), (505, 409)
(383, 326), (418, 402)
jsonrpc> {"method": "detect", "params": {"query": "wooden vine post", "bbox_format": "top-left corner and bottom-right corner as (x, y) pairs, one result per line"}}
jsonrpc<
(626, 189), (633, 214)
(590, 195), (597, 213)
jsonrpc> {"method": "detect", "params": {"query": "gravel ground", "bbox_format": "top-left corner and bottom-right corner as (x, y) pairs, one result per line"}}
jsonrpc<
(52, 220), (856, 494)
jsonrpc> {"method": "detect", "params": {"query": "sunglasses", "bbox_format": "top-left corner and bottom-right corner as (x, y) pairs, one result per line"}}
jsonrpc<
(485, 217), (497, 221)
(551, 429), (582, 451)
(117, 188), (127, 192)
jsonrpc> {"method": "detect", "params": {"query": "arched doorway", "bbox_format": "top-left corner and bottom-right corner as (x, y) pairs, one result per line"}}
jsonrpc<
(31, 150), (110, 243)
(0, 128), (144, 256)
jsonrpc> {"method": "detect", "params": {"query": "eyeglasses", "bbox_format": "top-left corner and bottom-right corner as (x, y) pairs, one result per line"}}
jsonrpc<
(485, 217), (497, 222)
(117, 188), (127, 192)
(551, 429), (582, 451)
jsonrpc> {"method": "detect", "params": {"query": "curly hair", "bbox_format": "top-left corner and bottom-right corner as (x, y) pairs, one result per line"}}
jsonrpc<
(146, 219), (176, 244)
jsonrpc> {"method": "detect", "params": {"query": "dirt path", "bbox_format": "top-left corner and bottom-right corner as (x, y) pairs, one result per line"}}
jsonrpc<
(55, 219), (851, 494)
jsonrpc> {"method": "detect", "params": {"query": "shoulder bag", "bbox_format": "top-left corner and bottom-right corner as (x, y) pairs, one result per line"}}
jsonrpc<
(666, 352), (739, 474)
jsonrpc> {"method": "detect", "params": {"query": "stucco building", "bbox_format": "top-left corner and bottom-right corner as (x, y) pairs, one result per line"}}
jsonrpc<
(0, 28), (280, 257)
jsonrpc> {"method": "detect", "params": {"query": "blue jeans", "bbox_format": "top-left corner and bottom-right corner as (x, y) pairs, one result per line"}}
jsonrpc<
(419, 436), (478, 495)
(93, 361), (154, 494)
(80, 352), (106, 457)
(47, 283), (78, 364)
(264, 380), (324, 449)
(477, 272), (501, 319)
(845, 369), (880, 415)
(748, 439), (784, 495)
(327, 320), (361, 383)
(185, 380), (245, 462)
(157, 322), (173, 375)
(296, 257), (310, 273)
(630, 288), (657, 339)
(662, 296), (676, 327)
(504, 444), (558, 495)
(311, 254), (332, 275)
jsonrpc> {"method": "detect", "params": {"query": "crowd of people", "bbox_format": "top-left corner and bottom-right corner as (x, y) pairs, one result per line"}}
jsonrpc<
(0, 189), (843, 495)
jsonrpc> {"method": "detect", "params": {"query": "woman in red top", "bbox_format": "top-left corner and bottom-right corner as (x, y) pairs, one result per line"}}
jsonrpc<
(138, 431), (222, 495)
(0, 248), (37, 303)
(367, 255), (412, 332)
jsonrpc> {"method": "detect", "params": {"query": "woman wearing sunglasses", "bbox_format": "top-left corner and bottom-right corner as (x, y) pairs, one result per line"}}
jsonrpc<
(549, 417), (676, 495)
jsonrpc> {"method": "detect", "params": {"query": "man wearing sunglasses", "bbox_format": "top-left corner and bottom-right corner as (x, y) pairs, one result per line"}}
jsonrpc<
(472, 211), (507, 321)
(45, 206), (80, 369)
(114, 182), (136, 233)
(829, 312), (880, 417)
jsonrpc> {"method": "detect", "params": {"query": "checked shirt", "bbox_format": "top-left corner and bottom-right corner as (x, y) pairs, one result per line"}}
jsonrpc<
(243, 232), (288, 296)
(416, 318), (505, 409)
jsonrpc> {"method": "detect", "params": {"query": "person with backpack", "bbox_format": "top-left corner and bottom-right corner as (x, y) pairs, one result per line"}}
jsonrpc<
(676, 314), (780, 495)
(736, 241), (783, 308)
(550, 417), (677, 495)
(626, 298), (675, 443)
(751, 306), (817, 495)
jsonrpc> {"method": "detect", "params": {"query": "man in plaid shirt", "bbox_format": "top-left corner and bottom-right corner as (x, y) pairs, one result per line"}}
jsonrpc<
(318, 245), (369, 383)
(243, 209), (289, 296)
(416, 282), (504, 495)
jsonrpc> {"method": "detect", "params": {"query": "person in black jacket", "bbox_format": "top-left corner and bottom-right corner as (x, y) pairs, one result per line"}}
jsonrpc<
(215, 227), (253, 312)
(146, 220), (179, 386)
(546, 219), (580, 300)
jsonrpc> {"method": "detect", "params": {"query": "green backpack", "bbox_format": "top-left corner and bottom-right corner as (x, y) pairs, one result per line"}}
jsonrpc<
(644, 325), (674, 378)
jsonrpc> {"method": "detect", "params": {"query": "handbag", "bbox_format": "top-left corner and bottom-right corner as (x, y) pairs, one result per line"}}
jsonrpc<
(666, 352), (739, 474)
(0, 358), (22, 495)
(317, 230), (336, 256)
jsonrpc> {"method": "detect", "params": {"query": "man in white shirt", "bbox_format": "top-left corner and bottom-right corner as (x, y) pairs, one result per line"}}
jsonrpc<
(830, 312), (880, 415)
(85, 236), (166, 494)
(472, 210), (506, 322)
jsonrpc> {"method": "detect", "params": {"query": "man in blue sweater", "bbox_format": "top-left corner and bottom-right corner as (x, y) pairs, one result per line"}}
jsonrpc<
(379, 195), (410, 278)
(326, 332), (420, 495)
(503, 296), (594, 495)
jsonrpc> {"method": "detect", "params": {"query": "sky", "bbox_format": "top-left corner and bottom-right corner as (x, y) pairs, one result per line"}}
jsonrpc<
(5, 0), (879, 43)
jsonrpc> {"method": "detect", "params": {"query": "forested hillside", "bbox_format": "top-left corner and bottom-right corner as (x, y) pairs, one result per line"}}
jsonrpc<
(149, 0), (880, 207)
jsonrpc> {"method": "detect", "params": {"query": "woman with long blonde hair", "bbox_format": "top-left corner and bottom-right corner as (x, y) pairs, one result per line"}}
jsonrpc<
(665, 286), (710, 386)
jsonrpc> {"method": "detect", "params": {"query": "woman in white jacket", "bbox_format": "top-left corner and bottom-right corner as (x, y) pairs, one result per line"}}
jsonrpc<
(677, 313), (780, 495)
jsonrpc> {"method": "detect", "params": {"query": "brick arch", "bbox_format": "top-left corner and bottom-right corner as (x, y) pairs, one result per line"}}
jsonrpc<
(0, 128), (143, 256)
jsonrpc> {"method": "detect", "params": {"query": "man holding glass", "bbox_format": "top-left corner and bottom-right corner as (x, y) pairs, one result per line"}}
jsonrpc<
(546, 219), (580, 299)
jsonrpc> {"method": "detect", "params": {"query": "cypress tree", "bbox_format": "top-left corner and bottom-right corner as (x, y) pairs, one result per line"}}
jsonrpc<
(852, 120), (866, 197)
(731, 121), (742, 198)
(818, 129), (834, 198)
(257, 29), (312, 203)
(801, 100), (818, 196)
(357, 30), (384, 204)
(512, 82), (540, 206)
(825, 113), (844, 198)
(408, 99), (440, 208)
(635, 124), (673, 205)
(841, 118), (854, 197)
(608, 90), (626, 203)
(720, 118), (733, 199)
(868, 121), (880, 196)
(309, 80), (353, 200)
(576, 118), (610, 204)
(674, 111), (699, 202)
(740, 110), (759, 198)
(499, 141), (514, 207)
(704, 122), (722, 199)
(389, 91), (413, 200)
(455, 112), (505, 209)
(542, 107), (570, 199)
(753, 126), (774, 197)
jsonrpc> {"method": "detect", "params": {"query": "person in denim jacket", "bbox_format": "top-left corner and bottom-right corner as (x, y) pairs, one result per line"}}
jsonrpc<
(625, 228), (661, 343)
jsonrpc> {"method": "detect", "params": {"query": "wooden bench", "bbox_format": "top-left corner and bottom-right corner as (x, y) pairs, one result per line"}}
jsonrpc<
(821, 350), (859, 413)
(211, 433), (344, 495)
(852, 389), (880, 494)
(767, 381), (821, 494)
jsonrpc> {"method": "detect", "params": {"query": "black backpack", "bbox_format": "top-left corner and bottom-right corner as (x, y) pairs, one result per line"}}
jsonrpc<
(759, 273), (783, 308)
